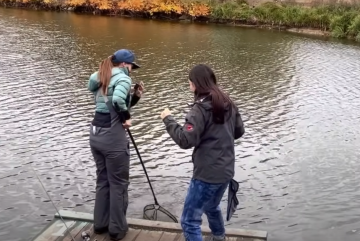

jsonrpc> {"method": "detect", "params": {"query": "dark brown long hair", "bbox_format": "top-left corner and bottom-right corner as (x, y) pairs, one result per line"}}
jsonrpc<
(97, 56), (116, 95)
(189, 64), (234, 124)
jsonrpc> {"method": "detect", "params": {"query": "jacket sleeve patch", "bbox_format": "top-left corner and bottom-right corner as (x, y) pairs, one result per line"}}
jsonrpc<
(163, 105), (205, 149)
(185, 123), (194, 131)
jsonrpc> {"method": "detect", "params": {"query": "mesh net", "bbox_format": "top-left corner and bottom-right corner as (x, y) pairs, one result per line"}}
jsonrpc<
(126, 130), (178, 224)
(143, 204), (178, 223)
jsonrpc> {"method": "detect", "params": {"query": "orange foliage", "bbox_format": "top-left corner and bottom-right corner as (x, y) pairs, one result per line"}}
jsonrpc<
(65, 0), (209, 17)
(123, 0), (144, 12)
(92, 0), (111, 10)
(188, 3), (209, 17)
(67, 0), (111, 9)
(117, 0), (185, 15)
(67, 0), (86, 6)
(1, 0), (208, 15)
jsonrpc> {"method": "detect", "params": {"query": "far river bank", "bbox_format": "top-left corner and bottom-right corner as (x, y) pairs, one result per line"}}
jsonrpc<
(1, 0), (360, 42)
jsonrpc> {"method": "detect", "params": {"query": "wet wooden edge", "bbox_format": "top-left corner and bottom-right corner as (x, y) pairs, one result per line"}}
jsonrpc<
(31, 219), (58, 241)
(54, 210), (268, 240)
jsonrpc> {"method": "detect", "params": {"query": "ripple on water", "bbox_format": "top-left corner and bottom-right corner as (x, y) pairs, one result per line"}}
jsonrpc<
(1, 8), (360, 241)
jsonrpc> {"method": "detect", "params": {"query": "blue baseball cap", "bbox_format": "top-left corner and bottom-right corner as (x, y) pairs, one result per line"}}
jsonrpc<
(112, 49), (140, 69)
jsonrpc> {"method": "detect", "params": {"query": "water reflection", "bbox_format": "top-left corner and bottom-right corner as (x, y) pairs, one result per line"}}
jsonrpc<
(1, 7), (360, 241)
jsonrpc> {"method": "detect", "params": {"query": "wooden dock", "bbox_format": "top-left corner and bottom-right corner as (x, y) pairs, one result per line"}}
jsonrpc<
(32, 210), (268, 241)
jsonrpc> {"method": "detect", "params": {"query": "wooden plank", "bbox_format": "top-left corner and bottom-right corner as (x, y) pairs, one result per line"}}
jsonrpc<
(176, 234), (186, 241)
(236, 238), (261, 241)
(134, 230), (164, 241)
(57, 221), (88, 241)
(55, 210), (93, 222)
(226, 237), (239, 241)
(32, 220), (57, 241)
(158, 232), (179, 241)
(91, 233), (108, 241)
(55, 210), (267, 240)
(121, 229), (141, 241)
(202, 235), (210, 241)
(34, 219), (77, 241)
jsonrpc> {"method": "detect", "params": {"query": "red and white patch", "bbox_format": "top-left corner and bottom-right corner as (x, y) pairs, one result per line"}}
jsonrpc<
(185, 124), (194, 131)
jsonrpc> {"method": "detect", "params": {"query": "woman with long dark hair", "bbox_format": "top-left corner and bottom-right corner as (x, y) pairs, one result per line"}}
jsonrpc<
(160, 64), (245, 241)
(87, 49), (143, 241)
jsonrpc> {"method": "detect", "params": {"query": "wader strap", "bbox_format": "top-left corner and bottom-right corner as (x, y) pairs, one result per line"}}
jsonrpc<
(97, 90), (120, 127)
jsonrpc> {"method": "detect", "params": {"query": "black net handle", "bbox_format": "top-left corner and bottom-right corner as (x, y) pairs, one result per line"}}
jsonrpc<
(127, 129), (159, 205)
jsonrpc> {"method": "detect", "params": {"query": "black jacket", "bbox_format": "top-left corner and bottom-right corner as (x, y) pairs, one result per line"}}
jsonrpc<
(163, 96), (245, 183)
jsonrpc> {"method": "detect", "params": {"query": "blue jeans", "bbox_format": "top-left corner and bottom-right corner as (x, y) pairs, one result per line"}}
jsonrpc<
(181, 179), (229, 241)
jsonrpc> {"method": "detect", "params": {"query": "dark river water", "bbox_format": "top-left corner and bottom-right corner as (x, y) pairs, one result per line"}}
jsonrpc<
(1, 7), (360, 241)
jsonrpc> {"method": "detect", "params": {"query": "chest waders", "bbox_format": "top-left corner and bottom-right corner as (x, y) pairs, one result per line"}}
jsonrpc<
(89, 91), (130, 240)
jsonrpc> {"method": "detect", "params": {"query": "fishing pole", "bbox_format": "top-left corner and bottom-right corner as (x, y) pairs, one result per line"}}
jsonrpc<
(177, 85), (195, 107)
(16, 74), (77, 240)
(25, 161), (75, 240)
(176, 77), (251, 119)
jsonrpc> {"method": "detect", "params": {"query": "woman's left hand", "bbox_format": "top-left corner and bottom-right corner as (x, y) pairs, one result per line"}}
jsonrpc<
(160, 108), (172, 120)
(135, 81), (145, 97)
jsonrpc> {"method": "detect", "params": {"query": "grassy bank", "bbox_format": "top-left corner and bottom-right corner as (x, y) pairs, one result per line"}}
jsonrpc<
(211, 2), (360, 41)
(1, 0), (360, 42)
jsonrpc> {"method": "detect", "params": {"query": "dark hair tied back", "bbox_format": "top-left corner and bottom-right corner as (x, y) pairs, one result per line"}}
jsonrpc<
(189, 64), (234, 124)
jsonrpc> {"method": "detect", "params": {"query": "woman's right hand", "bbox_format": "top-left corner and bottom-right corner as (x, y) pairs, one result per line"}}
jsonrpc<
(134, 81), (145, 97)
(123, 119), (132, 129)
(160, 108), (172, 120)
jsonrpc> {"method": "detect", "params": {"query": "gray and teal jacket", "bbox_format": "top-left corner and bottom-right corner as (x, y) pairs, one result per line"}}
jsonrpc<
(88, 67), (140, 128)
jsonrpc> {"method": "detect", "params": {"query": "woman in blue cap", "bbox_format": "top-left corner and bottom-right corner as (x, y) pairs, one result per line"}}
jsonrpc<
(160, 64), (245, 241)
(87, 49), (143, 240)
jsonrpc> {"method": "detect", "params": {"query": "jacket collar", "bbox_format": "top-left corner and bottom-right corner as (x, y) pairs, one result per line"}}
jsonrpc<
(112, 67), (129, 76)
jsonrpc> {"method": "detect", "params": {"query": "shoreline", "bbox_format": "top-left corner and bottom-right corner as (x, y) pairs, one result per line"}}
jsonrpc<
(0, 1), (348, 41)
